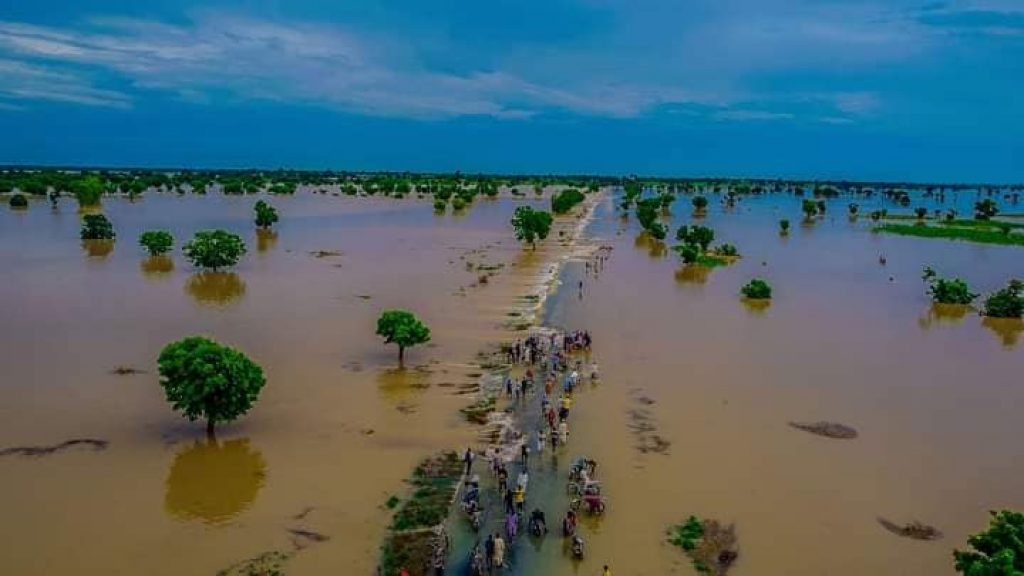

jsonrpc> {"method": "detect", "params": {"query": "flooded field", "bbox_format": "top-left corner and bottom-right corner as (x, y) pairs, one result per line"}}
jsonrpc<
(1, 188), (1022, 576)
(0, 192), (578, 576)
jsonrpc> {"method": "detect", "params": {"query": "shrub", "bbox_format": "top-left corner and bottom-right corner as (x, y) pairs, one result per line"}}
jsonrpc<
(139, 230), (174, 256)
(741, 278), (772, 300)
(715, 244), (739, 257)
(676, 225), (715, 251)
(915, 207), (928, 220)
(254, 200), (279, 229)
(802, 199), (818, 220)
(691, 195), (708, 212)
(921, 267), (977, 305)
(9, 193), (27, 209)
(183, 230), (246, 270)
(81, 214), (116, 240)
(974, 199), (999, 221)
(451, 196), (467, 211)
(551, 188), (585, 214)
(433, 199), (447, 212)
(779, 219), (790, 234)
(983, 279), (1024, 318)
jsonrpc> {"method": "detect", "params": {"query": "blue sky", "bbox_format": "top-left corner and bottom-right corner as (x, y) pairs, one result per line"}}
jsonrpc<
(0, 0), (1021, 182)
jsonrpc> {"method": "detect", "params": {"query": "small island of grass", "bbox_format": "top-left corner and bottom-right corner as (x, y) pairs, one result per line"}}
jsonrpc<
(874, 219), (1024, 247)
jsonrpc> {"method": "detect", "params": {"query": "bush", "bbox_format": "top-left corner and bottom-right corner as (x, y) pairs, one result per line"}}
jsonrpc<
(779, 219), (790, 234)
(648, 222), (667, 240)
(183, 230), (246, 270)
(715, 244), (739, 257)
(72, 176), (104, 208)
(139, 230), (174, 256)
(551, 188), (585, 214)
(691, 195), (708, 212)
(741, 278), (772, 300)
(254, 200), (279, 229)
(157, 336), (266, 438)
(451, 196), (467, 211)
(921, 267), (977, 305)
(9, 193), (27, 209)
(432, 199), (447, 212)
(802, 199), (818, 220)
(915, 207), (928, 220)
(954, 510), (1024, 575)
(974, 199), (999, 221)
(676, 225), (715, 251)
(983, 279), (1024, 318)
(81, 214), (116, 240)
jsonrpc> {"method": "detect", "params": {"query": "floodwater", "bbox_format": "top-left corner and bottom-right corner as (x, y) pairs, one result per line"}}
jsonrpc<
(543, 191), (1024, 575)
(0, 191), (574, 575)
(1, 188), (1022, 576)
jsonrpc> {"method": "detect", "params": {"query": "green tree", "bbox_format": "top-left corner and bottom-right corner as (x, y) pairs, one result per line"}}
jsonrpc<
(551, 188), (585, 214)
(183, 230), (247, 271)
(376, 310), (431, 365)
(802, 199), (818, 220)
(676, 243), (699, 264)
(647, 222), (667, 240)
(848, 203), (859, 218)
(139, 230), (174, 256)
(433, 198), (447, 212)
(779, 219), (791, 235)
(676, 225), (715, 251)
(983, 280), (1024, 319)
(9, 193), (28, 209)
(254, 200), (279, 229)
(691, 195), (709, 213)
(510, 206), (553, 249)
(741, 278), (772, 300)
(73, 175), (104, 208)
(915, 207), (929, 220)
(954, 510), (1024, 575)
(974, 199), (1000, 221)
(921, 267), (977, 305)
(81, 214), (116, 240)
(157, 336), (266, 439)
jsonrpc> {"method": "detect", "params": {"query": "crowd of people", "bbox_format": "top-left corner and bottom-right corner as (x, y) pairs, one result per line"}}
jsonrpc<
(461, 328), (607, 574)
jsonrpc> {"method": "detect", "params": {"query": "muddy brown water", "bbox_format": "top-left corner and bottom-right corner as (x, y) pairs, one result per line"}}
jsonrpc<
(0, 192), (570, 575)
(1, 190), (1022, 575)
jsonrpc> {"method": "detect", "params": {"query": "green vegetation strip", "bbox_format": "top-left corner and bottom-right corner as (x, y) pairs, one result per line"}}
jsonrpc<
(668, 516), (739, 575)
(379, 452), (462, 576)
(874, 223), (1024, 246)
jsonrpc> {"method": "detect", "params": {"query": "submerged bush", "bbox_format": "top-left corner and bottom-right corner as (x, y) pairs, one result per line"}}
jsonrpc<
(741, 278), (772, 300)
(183, 230), (246, 270)
(9, 193), (28, 209)
(81, 214), (115, 240)
(139, 230), (174, 256)
(551, 188), (585, 214)
(983, 279), (1024, 318)
(254, 200), (279, 229)
(974, 199), (999, 221)
(779, 219), (790, 234)
(921, 267), (977, 305)
(691, 195), (709, 212)
(715, 244), (739, 257)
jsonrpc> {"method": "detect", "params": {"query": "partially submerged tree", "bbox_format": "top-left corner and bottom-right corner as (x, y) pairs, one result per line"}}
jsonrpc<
(741, 278), (772, 300)
(676, 225), (715, 251)
(8, 193), (27, 209)
(691, 195), (709, 214)
(81, 214), (116, 240)
(376, 310), (431, 365)
(72, 175), (104, 209)
(982, 279), (1024, 319)
(801, 199), (819, 221)
(915, 207), (929, 220)
(157, 336), (266, 439)
(953, 510), (1024, 575)
(183, 230), (246, 270)
(510, 206), (553, 249)
(139, 230), (174, 256)
(922, 267), (977, 305)
(551, 188), (585, 214)
(974, 199), (999, 221)
(779, 219), (791, 235)
(254, 200), (279, 229)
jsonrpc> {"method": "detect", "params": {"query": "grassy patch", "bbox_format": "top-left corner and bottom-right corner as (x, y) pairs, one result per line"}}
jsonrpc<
(874, 223), (1024, 246)
(937, 219), (1024, 230)
(390, 452), (462, 531)
(668, 516), (739, 576)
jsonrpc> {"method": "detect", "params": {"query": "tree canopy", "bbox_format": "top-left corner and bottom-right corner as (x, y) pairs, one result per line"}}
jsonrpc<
(983, 280), (1024, 319)
(954, 510), (1024, 576)
(376, 309), (431, 364)
(81, 214), (116, 240)
(183, 230), (247, 270)
(741, 278), (773, 300)
(551, 188), (585, 215)
(922, 267), (977, 305)
(254, 200), (279, 229)
(139, 230), (174, 256)
(510, 205), (553, 249)
(157, 336), (266, 438)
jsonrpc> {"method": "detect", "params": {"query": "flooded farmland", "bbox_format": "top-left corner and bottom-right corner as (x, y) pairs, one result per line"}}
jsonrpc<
(1, 188), (1023, 576)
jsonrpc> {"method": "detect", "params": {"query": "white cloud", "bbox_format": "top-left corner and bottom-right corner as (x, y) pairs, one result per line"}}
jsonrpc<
(714, 109), (794, 122)
(0, 58), (130, 108)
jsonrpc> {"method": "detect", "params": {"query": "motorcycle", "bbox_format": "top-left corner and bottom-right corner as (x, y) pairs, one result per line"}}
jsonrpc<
(528, 509), (547, 537)
(570, 492), (606, 515)
(571, 535), (585, 559)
